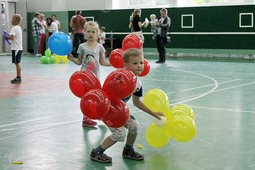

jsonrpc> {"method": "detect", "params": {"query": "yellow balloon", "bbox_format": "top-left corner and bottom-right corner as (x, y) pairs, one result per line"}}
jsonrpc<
(146, 122), (171, 148)
(144, 88), (170, 115)
(171, 104), (195, 119)
(170, 115), (197, 142)
(62, 56), (69, 63)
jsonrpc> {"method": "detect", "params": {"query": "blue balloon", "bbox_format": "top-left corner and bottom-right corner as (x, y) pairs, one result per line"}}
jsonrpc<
(48, 32), (72, 56)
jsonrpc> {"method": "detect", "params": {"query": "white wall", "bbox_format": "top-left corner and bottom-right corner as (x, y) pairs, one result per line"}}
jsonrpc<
(23, 0), (110, 12)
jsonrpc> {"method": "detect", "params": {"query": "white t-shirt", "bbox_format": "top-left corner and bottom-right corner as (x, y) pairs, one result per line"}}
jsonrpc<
(99, 32), (106, 44)
(49, 21), (58, 33)
(10, 25), (23, 50)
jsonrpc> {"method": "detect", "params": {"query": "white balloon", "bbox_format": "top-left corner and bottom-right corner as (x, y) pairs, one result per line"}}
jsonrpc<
(155, 116), (167, 127)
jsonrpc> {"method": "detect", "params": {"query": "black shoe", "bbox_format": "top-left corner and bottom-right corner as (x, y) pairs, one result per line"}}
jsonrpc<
(10, 78), (22, 84)
(155, 60), (165, 63)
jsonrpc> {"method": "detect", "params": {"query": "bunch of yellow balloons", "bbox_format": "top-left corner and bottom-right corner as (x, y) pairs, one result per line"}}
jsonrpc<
(144, 88), (197, 148)
(52, 54), (69, 63)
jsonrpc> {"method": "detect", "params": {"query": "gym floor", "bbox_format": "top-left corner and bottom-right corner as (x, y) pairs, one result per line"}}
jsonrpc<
(0, 54), (255, 170)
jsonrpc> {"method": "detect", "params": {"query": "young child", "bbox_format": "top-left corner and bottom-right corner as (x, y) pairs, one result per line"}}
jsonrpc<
(98, 26), (106, 45)
(6, 14), (23, 84)
(90, 48), (164, 163)
(149, 14), (158, 40)
(68, 21), (111, 127)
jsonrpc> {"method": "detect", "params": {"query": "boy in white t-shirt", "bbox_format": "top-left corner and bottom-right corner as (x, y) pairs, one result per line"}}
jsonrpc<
(6, 14), (23, 84)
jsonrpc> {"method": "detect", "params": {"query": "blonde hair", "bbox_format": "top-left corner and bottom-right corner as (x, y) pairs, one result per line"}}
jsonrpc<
(13, 14), (22, 24)
(124, 48), (143, 63)
(132, 8), (141, 19)
(84, 21), (99, 33)
(150, 14), (156, 20)
(160, 8), (168, 14)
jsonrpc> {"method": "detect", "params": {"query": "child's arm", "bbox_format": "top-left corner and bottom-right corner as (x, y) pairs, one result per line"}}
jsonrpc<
(132, 95), (164, 120)
(99, 52), (111, 66)
(67, 53), (82, 65)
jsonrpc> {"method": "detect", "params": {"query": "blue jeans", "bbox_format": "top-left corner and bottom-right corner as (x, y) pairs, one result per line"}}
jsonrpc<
(33, 34), (40, 55)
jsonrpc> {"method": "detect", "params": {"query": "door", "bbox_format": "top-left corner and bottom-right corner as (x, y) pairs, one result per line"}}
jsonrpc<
(16, 1), (27, 53)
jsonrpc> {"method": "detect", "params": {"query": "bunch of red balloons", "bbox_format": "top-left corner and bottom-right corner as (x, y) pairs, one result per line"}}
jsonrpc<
(69, 69), (137, 128)
(109, 34), (150, 77)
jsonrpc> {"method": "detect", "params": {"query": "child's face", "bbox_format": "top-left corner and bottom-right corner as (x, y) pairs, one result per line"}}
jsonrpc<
(150, 16), (155, 20)
(124, 55), (144, 76)
(85, 26), (98, 41)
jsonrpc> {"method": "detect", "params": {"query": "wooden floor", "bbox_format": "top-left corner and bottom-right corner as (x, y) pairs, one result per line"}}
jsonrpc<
(0, 54), (255, 170)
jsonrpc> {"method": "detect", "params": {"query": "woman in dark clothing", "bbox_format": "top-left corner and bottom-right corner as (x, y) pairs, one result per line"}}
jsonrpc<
(131, 8), (146, 44)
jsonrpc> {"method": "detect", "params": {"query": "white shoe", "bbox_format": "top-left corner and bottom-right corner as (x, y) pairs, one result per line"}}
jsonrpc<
(36, 54), (42, 57)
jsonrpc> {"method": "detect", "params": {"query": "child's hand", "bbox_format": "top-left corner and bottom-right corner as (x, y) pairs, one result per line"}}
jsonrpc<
(155, 112), (164, 120)
(67, 54), (74, 61)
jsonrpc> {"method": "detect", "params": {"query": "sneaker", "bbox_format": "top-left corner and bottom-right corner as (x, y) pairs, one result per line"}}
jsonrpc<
(82, 117), (97, 127)
(36, 54), (42, 57)
(122, 147), (144, 161)
(10, 78), (22, 84)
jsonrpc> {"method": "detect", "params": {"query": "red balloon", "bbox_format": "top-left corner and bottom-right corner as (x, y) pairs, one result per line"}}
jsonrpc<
(139, 59), (150, 77)
(102, 68), (137, 99)
(109, 48), (124, 68)
(122, 34), (143, 51)
(69, 70), (101, 98)
(80, 89), (111, 119)
(103, 98), (130, 128)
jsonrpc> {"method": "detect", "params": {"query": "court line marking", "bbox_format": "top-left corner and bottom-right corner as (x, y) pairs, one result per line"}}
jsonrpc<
(172, 81), (255, 104)
(168, 79), (240, 94)
(189, 105), (255, 114)
(0, 115), (61, 128)
(0, 120), (80, 141)
(0, 120), (80, 132)
(167, 69), (219, 104)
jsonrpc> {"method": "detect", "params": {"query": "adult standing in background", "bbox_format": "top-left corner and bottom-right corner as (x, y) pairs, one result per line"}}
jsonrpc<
(70, 9), (86, 58)
(31, 12), (41, 56)
(51, 14), (61, 31)
(37, 13), (47, 56)
(47, 17), (58, 37)
(155, 8), (171, 63)
(132, 8), (146, 44)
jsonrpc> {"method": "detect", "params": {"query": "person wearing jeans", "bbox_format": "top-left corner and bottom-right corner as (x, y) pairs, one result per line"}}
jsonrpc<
(31, 12), (41, 56)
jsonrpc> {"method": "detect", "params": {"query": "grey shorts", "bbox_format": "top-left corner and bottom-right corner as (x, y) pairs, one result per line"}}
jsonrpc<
(108, 115), (139, 142)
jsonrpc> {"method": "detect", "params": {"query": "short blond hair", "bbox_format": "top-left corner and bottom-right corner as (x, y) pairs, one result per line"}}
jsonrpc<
(124, 48), (143, 63)
(13, 14), (22, 24)
(84, 21), (99, 33)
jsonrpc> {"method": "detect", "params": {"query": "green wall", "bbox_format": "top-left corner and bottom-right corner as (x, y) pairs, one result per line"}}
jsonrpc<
(28, 5), (255, 52)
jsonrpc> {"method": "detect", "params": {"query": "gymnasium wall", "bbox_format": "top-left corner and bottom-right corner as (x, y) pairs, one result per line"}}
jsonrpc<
(27, 5), (255, 53)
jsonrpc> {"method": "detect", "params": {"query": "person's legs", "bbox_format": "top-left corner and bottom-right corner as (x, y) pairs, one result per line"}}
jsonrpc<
(72, 34), (80, 58)
(82, 116), (97, 127)
(90, 129), (120, 163)
(122, 116), (144, 160)
(34, 34), (40, 56)
(11, 50), (22, 84)
(156, 36), (166, 63)
(78, 33), (85, 43)
(38, 34), (46, 55)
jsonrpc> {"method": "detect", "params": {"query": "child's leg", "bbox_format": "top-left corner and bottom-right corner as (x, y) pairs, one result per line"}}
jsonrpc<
(122, 116), (144, 160)
(16, 63), (21, 78)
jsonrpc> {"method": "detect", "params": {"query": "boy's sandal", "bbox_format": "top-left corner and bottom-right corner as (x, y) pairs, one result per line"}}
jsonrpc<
(123, 149), (144, 161)
(90, 152), (112, 163)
